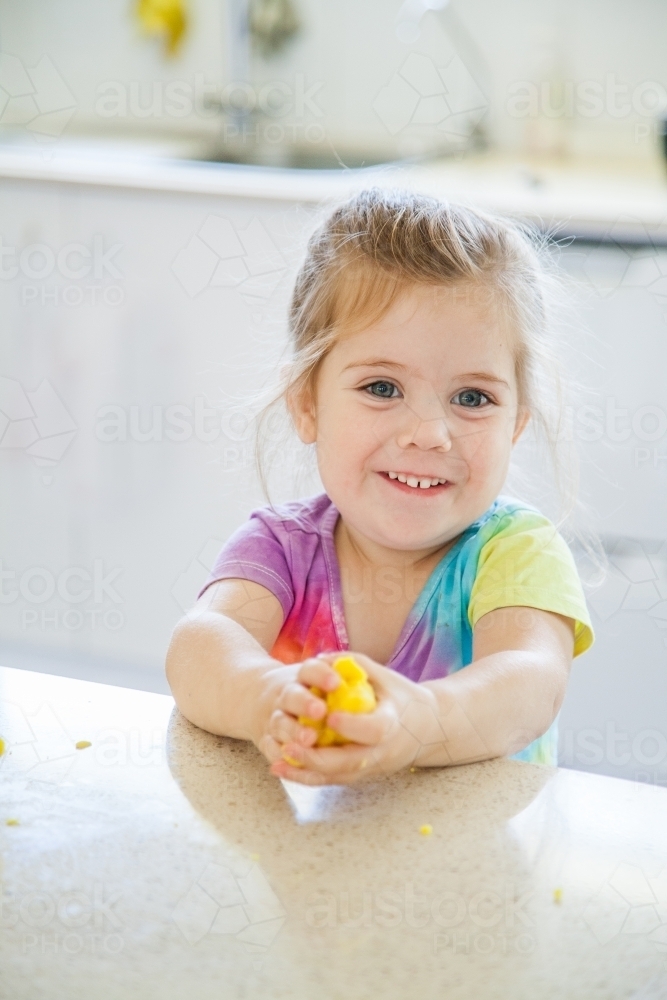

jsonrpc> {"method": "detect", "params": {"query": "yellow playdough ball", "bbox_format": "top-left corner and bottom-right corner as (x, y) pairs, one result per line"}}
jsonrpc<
(298, 655), (377, 747)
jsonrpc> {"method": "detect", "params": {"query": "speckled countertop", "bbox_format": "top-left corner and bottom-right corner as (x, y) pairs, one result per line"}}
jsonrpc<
(1, 665), (666, 1000)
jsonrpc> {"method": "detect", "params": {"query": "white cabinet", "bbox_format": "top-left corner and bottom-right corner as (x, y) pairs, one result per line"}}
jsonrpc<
(0, 176), (311, 685)
(521, 241), (667, 782)
(557, 241), (667, 541)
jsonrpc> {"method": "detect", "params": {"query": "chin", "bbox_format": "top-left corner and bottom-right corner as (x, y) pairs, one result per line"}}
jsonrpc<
(367, 516), (455, 552)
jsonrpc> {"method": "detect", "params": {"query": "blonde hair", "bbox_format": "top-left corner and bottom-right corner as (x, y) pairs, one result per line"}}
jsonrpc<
(258, 187), (575, 523)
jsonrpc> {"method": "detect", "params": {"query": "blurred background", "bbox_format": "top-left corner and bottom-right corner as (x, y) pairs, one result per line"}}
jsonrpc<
(0, 0), (666, 786)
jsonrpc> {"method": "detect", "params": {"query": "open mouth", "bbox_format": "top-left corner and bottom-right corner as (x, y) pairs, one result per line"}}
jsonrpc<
(379, 471), (450, 492)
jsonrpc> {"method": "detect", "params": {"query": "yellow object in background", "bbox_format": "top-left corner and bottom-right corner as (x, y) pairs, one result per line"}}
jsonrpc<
(136, 0), (187, 57)
(298, 655), (377, 747)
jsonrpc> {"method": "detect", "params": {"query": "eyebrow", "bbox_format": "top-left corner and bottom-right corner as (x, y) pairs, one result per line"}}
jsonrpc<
(344, 360), (511, 389)
(458, 371), (511, 389)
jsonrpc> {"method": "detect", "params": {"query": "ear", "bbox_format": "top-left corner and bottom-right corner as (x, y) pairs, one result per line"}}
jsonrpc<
(512, 406), (530, 444)
(286, 384), (317, 444)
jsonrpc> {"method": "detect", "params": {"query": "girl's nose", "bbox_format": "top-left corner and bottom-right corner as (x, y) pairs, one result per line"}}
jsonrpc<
(396, 416), (452, 452)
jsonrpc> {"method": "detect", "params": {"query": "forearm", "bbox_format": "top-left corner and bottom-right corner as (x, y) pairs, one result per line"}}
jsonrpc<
(416, 650), (567, 767)
(165, 611), (280, 741)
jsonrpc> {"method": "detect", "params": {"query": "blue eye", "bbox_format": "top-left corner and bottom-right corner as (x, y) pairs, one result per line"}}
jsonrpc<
(365, 381), (399, 399)
(453, 389), (490, 408)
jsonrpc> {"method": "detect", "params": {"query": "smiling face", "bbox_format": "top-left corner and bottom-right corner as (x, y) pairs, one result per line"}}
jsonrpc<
(289, 282), (530, 557)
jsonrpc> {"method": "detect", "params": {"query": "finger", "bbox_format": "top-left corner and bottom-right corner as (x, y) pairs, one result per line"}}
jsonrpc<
(269, 758), (325, 785)
(277, 682), (327, 720)
(258, 733), (286, 764)
(279, 740), (377, 777)
(270, 760), (369, 787)
(296, 658), (341, 693)
(313, 652), (392, 702)
(325, 704), (394, 746)
(270, 734), (385, 785)
(268, 709), (317, 747)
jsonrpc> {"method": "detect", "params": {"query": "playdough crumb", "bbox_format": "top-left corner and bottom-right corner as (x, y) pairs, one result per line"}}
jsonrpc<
(419, 824), (433, 836)
(6, 818), (20, 826)
(410, 767), (416, 772)
(553, 888), (563, 904)
(282, 754), (303, 768)
(0, 738), (5, 756)
(75, 740), (92, 750)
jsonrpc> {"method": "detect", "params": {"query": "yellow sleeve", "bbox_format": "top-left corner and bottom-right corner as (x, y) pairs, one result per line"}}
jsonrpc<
(468, 511), (594, 657)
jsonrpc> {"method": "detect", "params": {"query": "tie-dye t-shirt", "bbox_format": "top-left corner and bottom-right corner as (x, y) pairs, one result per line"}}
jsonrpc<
(199, 493), (594, 766)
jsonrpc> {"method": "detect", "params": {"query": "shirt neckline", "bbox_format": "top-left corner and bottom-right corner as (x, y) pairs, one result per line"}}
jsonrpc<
(319, 497), (486, 666)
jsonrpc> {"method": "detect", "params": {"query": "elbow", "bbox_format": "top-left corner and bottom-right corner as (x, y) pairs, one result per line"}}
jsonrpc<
(165, 616), (194, 699)
(537, 653), (571, 727)
(551, 673), (569, 719)
(506, 663), (569, 758)
(544, 656), (570, 730)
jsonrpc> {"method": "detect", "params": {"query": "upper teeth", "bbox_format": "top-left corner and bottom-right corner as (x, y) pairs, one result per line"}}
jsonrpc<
(387, 472), (446, 488)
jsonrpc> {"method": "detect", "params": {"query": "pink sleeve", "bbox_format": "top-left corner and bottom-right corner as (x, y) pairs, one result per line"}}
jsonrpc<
(197, 510), (294, 618)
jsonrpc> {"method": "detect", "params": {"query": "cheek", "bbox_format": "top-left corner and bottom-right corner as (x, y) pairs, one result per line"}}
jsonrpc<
(316, 404), (381, 480)
(456, 418), (513, 473)
(316, 403), (363, 465)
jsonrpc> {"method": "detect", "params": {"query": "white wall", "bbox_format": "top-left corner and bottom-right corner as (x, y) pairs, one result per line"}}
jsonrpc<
(2, 0), (667, 159)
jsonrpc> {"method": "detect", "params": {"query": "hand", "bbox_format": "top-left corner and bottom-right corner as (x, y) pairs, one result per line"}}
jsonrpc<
(252, 656), (342, 762)
(267, 652), (443, 786)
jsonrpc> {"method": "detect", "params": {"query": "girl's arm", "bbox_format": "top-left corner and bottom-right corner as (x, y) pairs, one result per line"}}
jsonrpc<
(165, 579), (287, 741)
(418, 606), (575, 765)
(270, 606), (575, 784)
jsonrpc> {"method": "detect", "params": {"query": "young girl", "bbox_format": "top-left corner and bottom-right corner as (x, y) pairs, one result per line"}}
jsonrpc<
(166, 189), (593, 786)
